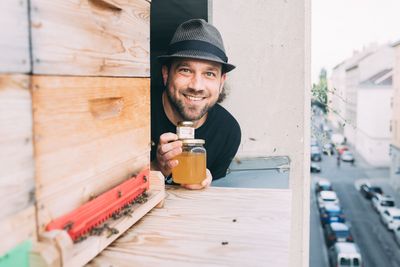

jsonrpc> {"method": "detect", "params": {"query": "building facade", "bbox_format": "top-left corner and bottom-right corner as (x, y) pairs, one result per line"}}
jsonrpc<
(390, 40), (400, 190)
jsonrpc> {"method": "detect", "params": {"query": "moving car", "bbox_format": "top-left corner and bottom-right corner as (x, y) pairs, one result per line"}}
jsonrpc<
(320, 203), (345, 225)
(315, 179), (333, 195)
(372, 194), (396, 214)
(380, 207), (400, 230)
(328, 242), (362, 267)
(359, 183), (383, 199)
(341, 151), (355, 163)
(310, 162), (321, 173)
(318, 191), (340, 208)
(323, 222), (353, 247)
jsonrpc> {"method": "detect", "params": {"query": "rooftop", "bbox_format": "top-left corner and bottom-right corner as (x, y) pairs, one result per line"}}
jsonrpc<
(360, 68), (393, 87)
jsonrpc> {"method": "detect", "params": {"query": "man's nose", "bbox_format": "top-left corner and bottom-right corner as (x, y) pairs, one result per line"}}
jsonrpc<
(188, 73), (204, 91)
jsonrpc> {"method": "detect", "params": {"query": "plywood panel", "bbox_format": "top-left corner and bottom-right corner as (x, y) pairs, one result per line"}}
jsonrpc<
(30, 0), (150, 77)
(0, 0), (31, 73)
(88, 187), (292, 267)
(0, 74), (34, 221)
(0, 207), (36, 256)
(32, 76), (150, 234)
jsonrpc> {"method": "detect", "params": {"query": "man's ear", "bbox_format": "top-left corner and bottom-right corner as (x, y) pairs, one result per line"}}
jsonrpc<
(219, 73), (227, 93)
(161, 65), (169, 86)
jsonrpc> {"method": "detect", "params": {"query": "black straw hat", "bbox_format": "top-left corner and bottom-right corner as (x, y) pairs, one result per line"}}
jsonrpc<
(158, 19), (236, 73)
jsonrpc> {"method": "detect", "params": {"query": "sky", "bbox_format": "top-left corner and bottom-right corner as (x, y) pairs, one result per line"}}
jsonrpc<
(312, 0), (400, 84)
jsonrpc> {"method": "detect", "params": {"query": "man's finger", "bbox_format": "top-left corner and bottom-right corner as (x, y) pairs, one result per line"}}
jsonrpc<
(167, 159), (179, 169)
(159, 140), (182, 155)
(159, 133), (179, 145)
(181, 183), (203, 190)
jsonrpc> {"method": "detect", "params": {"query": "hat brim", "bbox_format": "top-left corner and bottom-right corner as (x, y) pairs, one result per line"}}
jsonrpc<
(157, 51), (236, 73)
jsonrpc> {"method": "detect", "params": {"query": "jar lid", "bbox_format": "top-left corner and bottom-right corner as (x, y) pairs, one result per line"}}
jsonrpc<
(177, 121), (194, 127)
(182, 139), (205, 145)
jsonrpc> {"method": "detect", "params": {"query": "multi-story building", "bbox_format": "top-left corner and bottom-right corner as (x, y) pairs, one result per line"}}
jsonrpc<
(328, 44), (379, 134)
(356, 68), (393, 166)
(390, 40), (400, 190)
(329, 44), (394, 166)
(343, 44), (393, 146)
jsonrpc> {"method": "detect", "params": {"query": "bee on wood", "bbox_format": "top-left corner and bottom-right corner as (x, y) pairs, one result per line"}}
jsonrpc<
(106, 227), (119, 238)
(143, 175), (148, 182)
(63, 221), (74, 231)
(118, 191), (122, 198)
(74, 235), (87, 243)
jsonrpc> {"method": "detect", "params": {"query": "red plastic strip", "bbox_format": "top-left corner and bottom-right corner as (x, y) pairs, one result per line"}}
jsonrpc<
(46, 168), (150, 241)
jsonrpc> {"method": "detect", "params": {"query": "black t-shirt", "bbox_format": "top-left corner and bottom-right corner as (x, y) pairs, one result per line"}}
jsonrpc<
(151, 91), (241, 180)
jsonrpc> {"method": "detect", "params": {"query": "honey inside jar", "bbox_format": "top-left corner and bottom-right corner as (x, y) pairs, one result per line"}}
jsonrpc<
(172, 139), (206, 184)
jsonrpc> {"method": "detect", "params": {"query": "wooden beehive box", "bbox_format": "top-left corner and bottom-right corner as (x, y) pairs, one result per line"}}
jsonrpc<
(32, 75), (151, 234)
(0, 75), (36, 266)
(27, 0), (159, 265)
(0, 0), (31, 73)
(30, 0), (150, 77)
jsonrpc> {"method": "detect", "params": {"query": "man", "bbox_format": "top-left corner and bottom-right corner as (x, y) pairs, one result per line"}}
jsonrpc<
(151, 19), (241, 190)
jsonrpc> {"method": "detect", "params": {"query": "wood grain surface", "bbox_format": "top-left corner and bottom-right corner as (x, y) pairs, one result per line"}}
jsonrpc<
(32, 75), (150, 235)
(0, 206), (36, 256)
(0, 0), (30, 73)
(30, 0), (150, 77)
(88, 187), (292, 267)
(0, 74), (35, 221)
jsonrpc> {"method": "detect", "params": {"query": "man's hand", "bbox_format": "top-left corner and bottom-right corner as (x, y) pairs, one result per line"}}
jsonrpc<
(155, 133), (183, 177)
(181, 169), (212, 190)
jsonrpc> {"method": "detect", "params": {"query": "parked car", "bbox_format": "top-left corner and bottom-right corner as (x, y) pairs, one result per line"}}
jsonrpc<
(323, 222), (354, 247)
(311, 146), (322, 162)
(310, 162), (321, 173)
(336, 145), (349, 155)
(323, 143), (335, 155)
(311, 138), (319, 147)
(318, 191), (340, 208)
(315, 179), (333, 195)
(341, 151), (355, 163)
(372, 194), (396, 214)
(380, 207), (400, 230)
(328, 242), (362, 267)
(320, 203), (345, 225)
(359, 183), (383, 199)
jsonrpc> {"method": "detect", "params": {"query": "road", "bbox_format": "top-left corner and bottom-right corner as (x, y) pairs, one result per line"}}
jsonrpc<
(309, 147), (400, 267)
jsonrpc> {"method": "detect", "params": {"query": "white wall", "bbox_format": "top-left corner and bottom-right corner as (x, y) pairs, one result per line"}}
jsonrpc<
(356, 87), (392, 166)
(211, 1), (310, 266)
(359, 45), (394, 82)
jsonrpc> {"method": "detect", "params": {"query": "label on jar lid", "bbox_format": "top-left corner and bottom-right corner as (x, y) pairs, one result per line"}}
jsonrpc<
(177, 126), (195, 139)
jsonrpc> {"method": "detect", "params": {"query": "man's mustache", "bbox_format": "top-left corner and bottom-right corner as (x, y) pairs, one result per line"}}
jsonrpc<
(181, 88), (208, 97)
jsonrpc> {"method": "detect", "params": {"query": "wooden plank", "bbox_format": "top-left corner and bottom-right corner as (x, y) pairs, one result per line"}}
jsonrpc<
(88, 187), (292, 267)
(30, 0), (150, 77)
(0, 0), (31, 73)
(0, 207), (36, 256)
(32, 75), (150, 235)
(0, 74), (35, 220)
(31, 171), (164, 267)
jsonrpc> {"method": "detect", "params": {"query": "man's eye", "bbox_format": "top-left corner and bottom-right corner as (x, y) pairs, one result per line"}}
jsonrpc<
(180, 68), (190, 73)
(206, 72), (216, 77)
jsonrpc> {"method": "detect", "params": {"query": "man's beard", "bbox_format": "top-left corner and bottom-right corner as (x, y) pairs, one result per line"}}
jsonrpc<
(166, 88), (213, 121)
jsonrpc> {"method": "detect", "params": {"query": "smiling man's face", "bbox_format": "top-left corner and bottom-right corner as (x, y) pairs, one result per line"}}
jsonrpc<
(162, 58), (226, 122)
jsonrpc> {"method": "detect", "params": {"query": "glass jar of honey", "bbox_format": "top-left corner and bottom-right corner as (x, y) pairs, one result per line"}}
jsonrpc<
(172, 139), (206, 184)
(176, 121), (195, 140)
